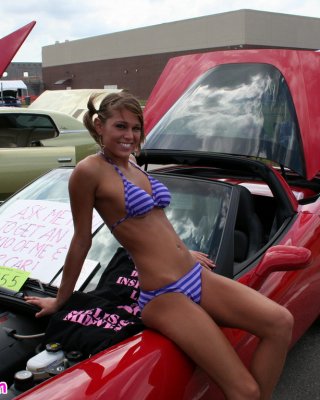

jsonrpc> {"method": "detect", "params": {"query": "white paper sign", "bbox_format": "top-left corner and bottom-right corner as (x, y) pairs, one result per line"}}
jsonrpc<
(51, 258), (99, 290)
(0, 199), (103, 283)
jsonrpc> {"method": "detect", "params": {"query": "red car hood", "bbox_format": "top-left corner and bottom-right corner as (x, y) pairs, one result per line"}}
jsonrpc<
(144, 49), (320, 180)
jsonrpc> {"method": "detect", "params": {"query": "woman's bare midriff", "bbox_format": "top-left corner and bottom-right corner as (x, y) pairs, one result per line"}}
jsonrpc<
(108, 208), (196, 291)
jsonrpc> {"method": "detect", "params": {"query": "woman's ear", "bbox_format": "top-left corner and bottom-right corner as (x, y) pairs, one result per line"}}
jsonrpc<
(94, 117), (103, 135)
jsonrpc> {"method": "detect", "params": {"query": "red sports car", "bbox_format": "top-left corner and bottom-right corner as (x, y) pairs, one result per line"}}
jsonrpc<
(1, 48), (320, 399)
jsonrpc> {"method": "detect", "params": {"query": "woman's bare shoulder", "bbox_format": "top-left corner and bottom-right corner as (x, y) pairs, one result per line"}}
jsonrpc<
(73, 154), (102, 175)
(69, 154), (103, 186)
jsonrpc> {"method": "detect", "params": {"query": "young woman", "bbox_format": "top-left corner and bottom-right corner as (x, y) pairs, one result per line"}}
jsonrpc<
(26, 91), (293, 400)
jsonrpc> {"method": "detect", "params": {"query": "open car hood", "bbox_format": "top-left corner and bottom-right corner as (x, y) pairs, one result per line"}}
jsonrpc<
(144, 49), (320, 180)
(0, 21), (36, 76)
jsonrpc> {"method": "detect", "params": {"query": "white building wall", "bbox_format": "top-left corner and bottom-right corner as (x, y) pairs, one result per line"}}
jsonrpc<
(42, 9), (320, 68)
(244, 10), (320, 48)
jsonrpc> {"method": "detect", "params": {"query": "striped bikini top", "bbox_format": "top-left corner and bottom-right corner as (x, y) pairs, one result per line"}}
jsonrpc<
(102, 155), (171, 232)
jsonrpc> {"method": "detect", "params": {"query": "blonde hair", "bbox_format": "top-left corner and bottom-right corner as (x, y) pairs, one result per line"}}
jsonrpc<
(83, 91), (145, 154)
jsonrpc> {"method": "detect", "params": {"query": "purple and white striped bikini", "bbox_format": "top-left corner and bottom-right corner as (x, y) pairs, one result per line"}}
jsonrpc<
(138, 262), (202, 310)
(100, 153), (171, 232)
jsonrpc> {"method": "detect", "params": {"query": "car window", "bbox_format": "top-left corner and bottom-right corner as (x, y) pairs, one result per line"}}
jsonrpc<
(145, 63), (304, 176)
(0, 168), (72, 205)
(158, 174), (231, 258)
(0, 113), (57, 130)
(0, 113), (58, 148)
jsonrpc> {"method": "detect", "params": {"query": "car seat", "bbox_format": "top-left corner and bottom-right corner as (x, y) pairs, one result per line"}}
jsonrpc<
(234, 185), (264, 263)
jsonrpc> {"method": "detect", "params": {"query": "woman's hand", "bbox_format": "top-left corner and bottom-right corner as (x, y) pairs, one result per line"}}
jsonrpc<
(24, 296), (61, 318)
(190, 250), (216, 271)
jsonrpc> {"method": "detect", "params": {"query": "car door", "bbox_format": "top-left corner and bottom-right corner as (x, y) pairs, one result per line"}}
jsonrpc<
(0, 146), (76, 200)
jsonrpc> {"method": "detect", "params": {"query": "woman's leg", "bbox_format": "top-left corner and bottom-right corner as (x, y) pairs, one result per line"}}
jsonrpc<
(141, 293), (261, 400)
(141, 269), (293, 400)
(200, 268), (294, 400)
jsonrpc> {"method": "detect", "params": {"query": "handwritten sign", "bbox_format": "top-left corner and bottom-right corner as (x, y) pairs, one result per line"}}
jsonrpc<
(0, 266), (30, 291)
(0, 200), (103, 284)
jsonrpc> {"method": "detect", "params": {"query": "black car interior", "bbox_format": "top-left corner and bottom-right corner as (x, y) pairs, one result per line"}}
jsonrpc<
(233, 185), (264, 263)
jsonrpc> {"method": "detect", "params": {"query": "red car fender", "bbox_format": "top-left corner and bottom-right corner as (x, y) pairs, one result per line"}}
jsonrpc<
(16, 330), (199, 400)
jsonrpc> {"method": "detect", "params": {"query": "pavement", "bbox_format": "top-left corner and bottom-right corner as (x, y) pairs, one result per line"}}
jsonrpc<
(273, 319), (320, 399)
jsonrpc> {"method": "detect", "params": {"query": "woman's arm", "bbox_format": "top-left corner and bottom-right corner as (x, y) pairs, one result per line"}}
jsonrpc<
(25, 159), (97, 317)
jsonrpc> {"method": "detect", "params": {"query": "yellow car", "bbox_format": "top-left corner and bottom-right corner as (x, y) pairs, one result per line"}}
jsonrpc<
(0, 108), (98, 200)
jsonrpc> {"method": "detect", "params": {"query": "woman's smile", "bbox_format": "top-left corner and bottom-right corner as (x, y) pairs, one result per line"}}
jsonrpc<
(99, 109), (142, 159)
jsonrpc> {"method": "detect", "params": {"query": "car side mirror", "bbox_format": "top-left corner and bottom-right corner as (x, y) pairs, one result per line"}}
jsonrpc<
(251, 245), (311, 289)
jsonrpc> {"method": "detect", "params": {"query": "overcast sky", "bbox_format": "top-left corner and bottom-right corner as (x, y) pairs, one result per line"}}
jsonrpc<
(1, 0), (320, 63)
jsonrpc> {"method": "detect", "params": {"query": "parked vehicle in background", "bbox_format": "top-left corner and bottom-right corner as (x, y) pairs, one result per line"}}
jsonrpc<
(0, 96), (22, 107)
(29, 88), (121, 122)
(0, 80), (28, 107)
(0, 108), (98, 200)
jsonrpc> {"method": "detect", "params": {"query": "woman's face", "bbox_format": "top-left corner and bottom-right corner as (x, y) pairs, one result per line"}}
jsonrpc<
(96, 108), (142, 159)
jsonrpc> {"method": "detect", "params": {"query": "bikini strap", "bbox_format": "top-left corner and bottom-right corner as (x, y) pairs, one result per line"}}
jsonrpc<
(100, 151), (144, 180)
(128, 159), (149, 177)
(100, 152), (127, 179)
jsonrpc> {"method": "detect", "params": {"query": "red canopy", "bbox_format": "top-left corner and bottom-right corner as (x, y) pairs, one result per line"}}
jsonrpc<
(0, 21), (36, 76)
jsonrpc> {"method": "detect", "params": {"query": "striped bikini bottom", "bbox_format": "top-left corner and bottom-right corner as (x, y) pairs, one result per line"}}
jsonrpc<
(138, 262), (202, 310)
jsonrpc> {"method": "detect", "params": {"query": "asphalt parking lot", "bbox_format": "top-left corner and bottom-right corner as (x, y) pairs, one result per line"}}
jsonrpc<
(273, 319), (320, 399)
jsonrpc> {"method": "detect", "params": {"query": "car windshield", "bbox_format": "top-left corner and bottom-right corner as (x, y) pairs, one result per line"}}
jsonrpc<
(145, 63), (304, 176)
(0, 169), (232, 289)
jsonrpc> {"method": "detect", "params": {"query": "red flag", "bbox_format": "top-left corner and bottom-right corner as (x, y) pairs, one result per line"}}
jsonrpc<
(0, 21), (36, 76)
